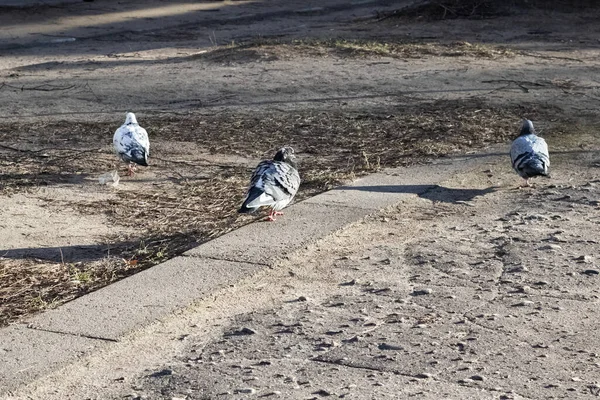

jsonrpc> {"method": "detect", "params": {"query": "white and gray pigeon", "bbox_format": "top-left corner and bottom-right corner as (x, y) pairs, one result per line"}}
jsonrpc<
(510, 119), (550, 186)
(113, 112), (150, 176)
(239, 146), (301, 221)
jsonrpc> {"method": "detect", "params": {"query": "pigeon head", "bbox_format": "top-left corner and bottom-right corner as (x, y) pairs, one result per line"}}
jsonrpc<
(125, 112), (138, 125)
(273, 146), (297, 168)
(519, 119), (535, 136)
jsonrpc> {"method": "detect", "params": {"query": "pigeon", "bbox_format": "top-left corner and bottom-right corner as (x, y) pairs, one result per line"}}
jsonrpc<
(239, 146), (301, 221)
(510, 119), (550, 186)
(113, 112), (150, 176)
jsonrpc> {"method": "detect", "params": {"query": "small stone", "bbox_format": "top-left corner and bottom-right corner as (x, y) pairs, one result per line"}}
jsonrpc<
(236, 388), (256, 394)
(412, 288), (433, 296)
(582, 269), (600, 276)
(471, 375), (485, 381)
(312, 389), (332, 396)
(571, 377), (582, 382)
(378, 343), (403, 351)
(415, 373), (432, 379)
(148, 369), (173, 378)
(518, 285), (532, 293)
(539, 244), (562, 251)
(576, 255), (593, 263)
(225, 327), (257, 336)
(342, 335), (361, 343)
(317, 340), (340, 349)
(513, 300), (534, 307)
(297, 296), (308, 302)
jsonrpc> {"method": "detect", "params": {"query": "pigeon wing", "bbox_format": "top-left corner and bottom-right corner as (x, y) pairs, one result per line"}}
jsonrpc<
(133, 125), (150, 156)
(113, 124), (149, 165)
(244, 161), (300, 209)
(511, 135), (550, 177)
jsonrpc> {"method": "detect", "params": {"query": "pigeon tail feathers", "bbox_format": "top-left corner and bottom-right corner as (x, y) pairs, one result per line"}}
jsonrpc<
(127, 147), (148, 166)
(238, 187), (272, 213)
(520, 158), (548, 178)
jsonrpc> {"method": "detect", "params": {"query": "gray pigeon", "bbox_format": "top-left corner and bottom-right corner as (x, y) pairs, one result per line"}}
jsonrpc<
(113, 112), (150, 176)
(239, 146), (300, 221)
(510, 119), (550, 186)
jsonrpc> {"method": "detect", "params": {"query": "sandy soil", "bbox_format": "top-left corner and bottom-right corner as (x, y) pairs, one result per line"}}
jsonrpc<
(11, 141), (600, 399)
(0, 0), (600, 395)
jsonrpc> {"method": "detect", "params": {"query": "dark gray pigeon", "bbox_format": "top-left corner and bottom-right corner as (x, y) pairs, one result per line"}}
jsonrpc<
(510, 119), (550, 186)
(239, 146), (300, 221)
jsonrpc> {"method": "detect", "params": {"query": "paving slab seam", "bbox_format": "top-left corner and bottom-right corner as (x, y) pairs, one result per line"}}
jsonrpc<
(180, 253), (271, 266)
(22, 325), (119, 343)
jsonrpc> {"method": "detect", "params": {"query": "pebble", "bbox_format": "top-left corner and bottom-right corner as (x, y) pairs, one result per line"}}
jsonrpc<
(148, 369), (173, 378)
(513, 300), (534, 307)
(583, 269), (600, 276)
(342, 336), (361, 343)
(415, 373), (432, 379)
(236, 388), (256, 394)
(225, 327), (257, 336)
(518, 285), (532, 293)
(412, 288), (433, 296)
(576, 255), (593, 263)
(378, 342), (403, 351)
(297, 296), (308, 302)
(471, 375), (485, 381)
(539, 244), (562, 251)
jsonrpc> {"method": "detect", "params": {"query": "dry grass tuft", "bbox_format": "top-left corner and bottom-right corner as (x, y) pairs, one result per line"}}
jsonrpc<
(195, 38), (517, 63)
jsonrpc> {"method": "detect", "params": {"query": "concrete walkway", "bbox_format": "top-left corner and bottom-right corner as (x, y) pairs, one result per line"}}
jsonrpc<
(4, 143), (600, 399)
(0, 148), (503, 397)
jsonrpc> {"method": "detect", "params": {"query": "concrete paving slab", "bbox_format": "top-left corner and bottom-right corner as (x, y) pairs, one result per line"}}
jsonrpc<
(27, 257), (261, 341)
(303, 171), (437, 210)
(0, 325), (101, 396)
(185, 202), (372, 265)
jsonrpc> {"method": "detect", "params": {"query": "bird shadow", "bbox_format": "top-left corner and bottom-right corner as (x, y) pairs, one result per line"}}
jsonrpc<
(340, 184), (497, 203)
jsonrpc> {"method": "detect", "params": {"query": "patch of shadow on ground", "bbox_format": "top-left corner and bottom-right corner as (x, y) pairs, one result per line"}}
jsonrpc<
(343, 184), (496, 203)
(377, 0), (600, 21)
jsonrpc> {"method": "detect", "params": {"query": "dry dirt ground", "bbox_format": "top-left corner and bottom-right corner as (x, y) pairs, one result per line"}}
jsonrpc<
(1, 0), (600, 325)
(0, 0), (600, 393)
(12, 143), (600, 400)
